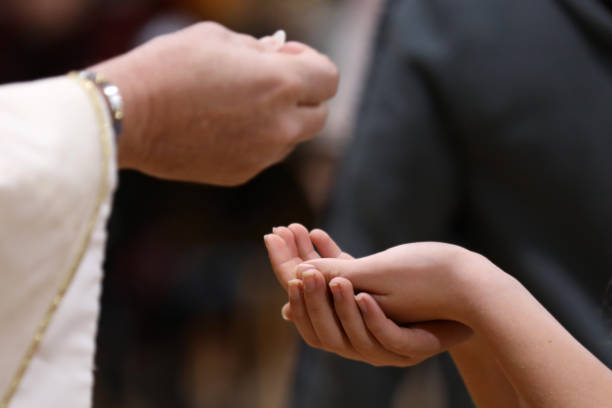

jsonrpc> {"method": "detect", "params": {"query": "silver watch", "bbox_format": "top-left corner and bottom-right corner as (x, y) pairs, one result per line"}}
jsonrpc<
(79, 70), (124, 137)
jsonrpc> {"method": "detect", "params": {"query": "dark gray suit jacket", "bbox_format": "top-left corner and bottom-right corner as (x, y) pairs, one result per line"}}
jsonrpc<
(293, 0), (612, 406)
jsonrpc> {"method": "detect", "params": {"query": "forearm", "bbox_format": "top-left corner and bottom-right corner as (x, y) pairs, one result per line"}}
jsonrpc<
(466, 270), (612, 407)
(450, 335), (524, 408)
(281, 241), (612, 406)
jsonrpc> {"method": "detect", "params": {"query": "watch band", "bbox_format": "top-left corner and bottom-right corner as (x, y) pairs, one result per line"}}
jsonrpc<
(77, 70), (124, 137)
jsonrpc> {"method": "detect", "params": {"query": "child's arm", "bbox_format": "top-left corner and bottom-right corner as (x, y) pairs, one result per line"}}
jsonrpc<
(333, 288), (526, 407)
(450, 336), (525, 408)
(458, 273), (612, 408)
(274, 228), (612, 408)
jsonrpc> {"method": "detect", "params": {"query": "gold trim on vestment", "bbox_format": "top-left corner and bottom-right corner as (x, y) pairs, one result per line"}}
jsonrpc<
(1, 73), (113, 408)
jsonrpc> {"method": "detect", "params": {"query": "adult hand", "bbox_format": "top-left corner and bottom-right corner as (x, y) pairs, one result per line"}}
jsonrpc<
(94, 22), (339, 185)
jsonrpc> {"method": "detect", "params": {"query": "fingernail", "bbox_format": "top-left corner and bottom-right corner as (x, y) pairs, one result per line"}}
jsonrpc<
(281, 305), (290, 321)
(329, 282), (342, 300)
(356, 295), (367, 314)
(295, 263), (315, 279)
(288, 280), (301, 301)
(302, 270), (316, 292)
(272, 227), (279, 233)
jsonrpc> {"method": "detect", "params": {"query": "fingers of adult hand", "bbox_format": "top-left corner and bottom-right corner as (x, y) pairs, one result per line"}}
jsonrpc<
(234, 32), (265, 49)
(288, 280), (320, 347)
(288, 223), (320, 260)
(357, 293), (472, 359)
(302, 270), (351, 351)
(258, 36), (280, 51)
(278, 41), (308, 55)
(264, 234), (301, 289)
(310, 229), (353, 259)
(285, 49), (339, 105)
(291, 104), (329, 143)
(259, 31), (286, 52)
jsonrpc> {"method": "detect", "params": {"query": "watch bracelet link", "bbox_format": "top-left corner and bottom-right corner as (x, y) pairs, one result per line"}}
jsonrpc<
(76, 70), (123, 137)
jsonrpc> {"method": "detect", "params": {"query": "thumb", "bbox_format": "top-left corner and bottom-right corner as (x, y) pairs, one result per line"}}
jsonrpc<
(299, 257), (374, 290)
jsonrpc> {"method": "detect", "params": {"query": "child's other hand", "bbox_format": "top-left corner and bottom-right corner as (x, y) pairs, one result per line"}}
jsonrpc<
(287, 268), (472, 366)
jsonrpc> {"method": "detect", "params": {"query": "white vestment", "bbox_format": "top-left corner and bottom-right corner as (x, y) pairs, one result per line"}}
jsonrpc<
(0, 76), (117, 407)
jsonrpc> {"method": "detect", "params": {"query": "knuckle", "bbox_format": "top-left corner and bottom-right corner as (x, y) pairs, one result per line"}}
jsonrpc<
(258, 71), (300, 107)
(339, 251), (353, 260)
(279, 74), (302, 101)
(278, 117), (301, 141)
(318, 56), (339, 96)
(327, 60), (340, 87)
(330, 265), (345, 279)
(198, 21), (230, 38)
(200, 21), (223, 31)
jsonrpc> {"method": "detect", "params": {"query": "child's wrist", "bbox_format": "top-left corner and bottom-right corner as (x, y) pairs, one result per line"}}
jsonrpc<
(450, 251), (522, 329)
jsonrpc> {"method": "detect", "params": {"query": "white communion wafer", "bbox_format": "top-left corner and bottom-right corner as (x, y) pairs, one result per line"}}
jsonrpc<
(272, 30), (287, 46)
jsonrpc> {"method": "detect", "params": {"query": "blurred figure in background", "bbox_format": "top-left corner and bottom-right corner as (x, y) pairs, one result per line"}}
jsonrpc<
(292, 0), (612, 407)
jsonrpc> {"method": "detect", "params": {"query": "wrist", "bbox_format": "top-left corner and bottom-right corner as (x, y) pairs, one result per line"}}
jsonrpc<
(451, 250), (525, 330)
(90, 51), (151, 170)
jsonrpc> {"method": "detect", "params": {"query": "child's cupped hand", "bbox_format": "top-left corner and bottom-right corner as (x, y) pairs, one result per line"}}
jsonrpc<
(264, 224), (475, 367)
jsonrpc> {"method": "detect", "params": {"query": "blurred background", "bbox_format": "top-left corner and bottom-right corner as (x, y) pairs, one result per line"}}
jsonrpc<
(0, 0), (383, 407)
